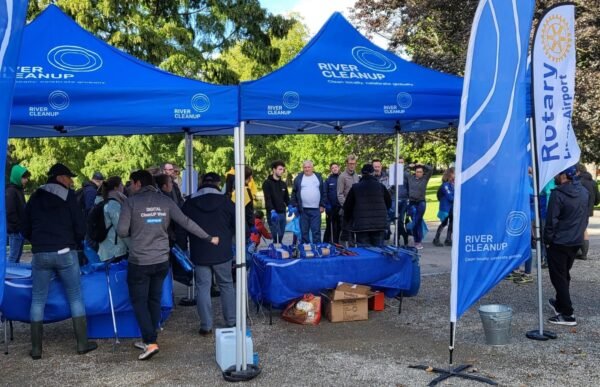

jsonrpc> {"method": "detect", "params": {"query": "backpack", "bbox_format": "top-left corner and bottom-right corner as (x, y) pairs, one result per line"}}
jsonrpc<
(436, 185), (444, 201)
(75, 188), (85, 211)
(86, 199), (117, 243)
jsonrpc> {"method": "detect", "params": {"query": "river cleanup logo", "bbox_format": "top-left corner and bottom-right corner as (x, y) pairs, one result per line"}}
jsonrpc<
(191, 93), (211, 113)
(48, 90), (70, 110)
(282, 91), (300, 109)
(351, 46), (396, 72)
(541, 15), (572, 63)
(47, 45), (103, 72)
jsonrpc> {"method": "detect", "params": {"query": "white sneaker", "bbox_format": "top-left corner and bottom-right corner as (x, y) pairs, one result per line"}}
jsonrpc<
(415, 243), (424, 250)
(134, 341), (147, 351)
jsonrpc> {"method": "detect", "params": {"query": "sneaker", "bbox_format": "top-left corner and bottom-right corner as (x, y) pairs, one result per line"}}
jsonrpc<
(548, 314), (577, 326)
(138, 344), (159, 360)
(198, 328), (213, 337)
(513, 274), (533, 284)
(505, 271), (522, 281)
(134, 341), (147, 351)
(415, 243), (424, 250)
(547, 298), (558, 316)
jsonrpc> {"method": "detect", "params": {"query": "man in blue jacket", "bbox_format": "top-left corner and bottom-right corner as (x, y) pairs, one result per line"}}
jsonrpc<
(544, 165), (589, 326)
(291, 160), (326, 244)
(323, 162), (341, 244)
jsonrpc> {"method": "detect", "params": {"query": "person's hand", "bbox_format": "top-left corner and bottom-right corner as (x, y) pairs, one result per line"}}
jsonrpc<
(210, 236), (219, 245)
(320, 206), (325, 213)
(287, 206), (298, 217)
(270, 210), (279, 222)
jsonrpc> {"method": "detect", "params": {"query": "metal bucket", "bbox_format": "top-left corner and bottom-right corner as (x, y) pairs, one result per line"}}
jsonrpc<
(479, 304), (512, 345)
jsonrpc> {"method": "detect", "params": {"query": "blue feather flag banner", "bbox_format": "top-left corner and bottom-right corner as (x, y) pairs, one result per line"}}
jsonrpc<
(450, 0), (535, 322)
(533, 3), (579, 190)
(0, 0), (29, 305)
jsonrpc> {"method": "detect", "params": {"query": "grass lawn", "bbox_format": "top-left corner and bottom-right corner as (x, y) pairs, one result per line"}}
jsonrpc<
(424, 175), (442, 222)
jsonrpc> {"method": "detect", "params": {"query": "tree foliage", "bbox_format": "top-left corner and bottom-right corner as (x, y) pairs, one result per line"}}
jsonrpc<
(26, 0), (295, 84)
(352, 0), (600, 163)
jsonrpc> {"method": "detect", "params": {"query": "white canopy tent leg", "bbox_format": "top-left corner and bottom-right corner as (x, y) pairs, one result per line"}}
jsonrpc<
(233, 123), (248, 371)
(393, 129), (401, 247)
(184, 131), (196, 302)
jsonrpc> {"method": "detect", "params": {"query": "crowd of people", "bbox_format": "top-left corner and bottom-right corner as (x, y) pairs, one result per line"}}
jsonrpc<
(5, 155), (597, 361)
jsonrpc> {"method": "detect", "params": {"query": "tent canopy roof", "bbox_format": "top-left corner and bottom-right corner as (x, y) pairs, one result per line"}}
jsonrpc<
(9, 5), (238, 138)
(240, 12), (463, 134)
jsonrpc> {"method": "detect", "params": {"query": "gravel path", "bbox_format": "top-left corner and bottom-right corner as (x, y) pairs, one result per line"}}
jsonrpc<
(2, 212), (599, 386)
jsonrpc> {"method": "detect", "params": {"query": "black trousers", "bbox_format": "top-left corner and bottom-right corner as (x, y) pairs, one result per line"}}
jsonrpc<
(323, 206), (341, 244)
(547, 244), (579, 316)
(355, 231), (385, 247)
(128, 261), (169, 344)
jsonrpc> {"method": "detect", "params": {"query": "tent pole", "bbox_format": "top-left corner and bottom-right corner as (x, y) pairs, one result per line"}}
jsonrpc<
(184, 131), (194, 197)
(393, 129), (400, 247)
(233, 125), (244, 372)
(526, 119), (557, 341)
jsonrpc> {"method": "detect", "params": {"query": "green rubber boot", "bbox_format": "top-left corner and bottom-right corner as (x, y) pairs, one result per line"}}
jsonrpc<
(72, 316), (98, 355)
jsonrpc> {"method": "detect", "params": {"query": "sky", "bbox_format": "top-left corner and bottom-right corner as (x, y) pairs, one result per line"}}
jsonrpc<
(260, 0), (388, 48)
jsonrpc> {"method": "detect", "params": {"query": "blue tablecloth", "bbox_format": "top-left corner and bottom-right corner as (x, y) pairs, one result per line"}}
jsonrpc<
(0, 261), (173, 338)
(248, 247), (413, 308)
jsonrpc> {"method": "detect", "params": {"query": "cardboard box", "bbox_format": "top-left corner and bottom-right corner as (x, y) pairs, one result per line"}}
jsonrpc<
(331, 282), (371, 301)
(322, 282), (371, 322)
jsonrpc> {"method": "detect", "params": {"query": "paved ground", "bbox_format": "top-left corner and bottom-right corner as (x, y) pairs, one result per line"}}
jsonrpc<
(2, 211), (599, 386)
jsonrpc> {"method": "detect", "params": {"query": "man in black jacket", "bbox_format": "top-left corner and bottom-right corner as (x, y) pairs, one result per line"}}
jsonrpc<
(575, 164), (600, 259)
(177, 173), (236, 335)
(323, 162), (341, 244)
(24, 163), (97, 359)
(6, 164), (30, 263)
(343, 164), (392, 247)
(544, 166), (589, 326)
(262, 160), (289, 243)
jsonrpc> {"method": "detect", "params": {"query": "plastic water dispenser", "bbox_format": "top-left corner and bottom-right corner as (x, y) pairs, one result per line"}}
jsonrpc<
(215, 328), (255, 371)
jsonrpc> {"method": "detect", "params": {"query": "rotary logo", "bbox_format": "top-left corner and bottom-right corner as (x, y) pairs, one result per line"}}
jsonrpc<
(541, 14), (572, 63)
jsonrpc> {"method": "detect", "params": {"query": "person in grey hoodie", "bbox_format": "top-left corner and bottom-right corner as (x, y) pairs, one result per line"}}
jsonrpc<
(337, 154), (360, 244)
(117, 170), (218, 360)
(406, 163), (433, 249)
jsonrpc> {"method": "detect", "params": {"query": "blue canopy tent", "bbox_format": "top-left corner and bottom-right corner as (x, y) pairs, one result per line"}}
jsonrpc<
(240, 12), (463, 135)
(9, 4), (238, 138)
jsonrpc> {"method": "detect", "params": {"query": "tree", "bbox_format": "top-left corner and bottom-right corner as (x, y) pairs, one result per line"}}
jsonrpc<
(27, 0), (295, 84)
(352, 0), (600, 163)
(221, 15), (309, 81)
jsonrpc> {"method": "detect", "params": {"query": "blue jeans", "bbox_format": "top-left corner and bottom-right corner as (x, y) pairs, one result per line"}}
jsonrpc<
(300, 208), (321, 244)
(127, 261), (169, 344)
(410, 201), (426, 243)
(30, 250), (86, 322)
(195, 260), (236, 331)
(267, 212), (287, 243)
(7, 233), (25, 263)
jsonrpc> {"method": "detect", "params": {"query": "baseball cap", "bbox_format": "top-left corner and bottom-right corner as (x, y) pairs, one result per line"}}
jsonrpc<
(561, 165), (577, 180)
(92, 171), (105, 181)
(47, 163), (76, 178)
(361, 164), (375, 175)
